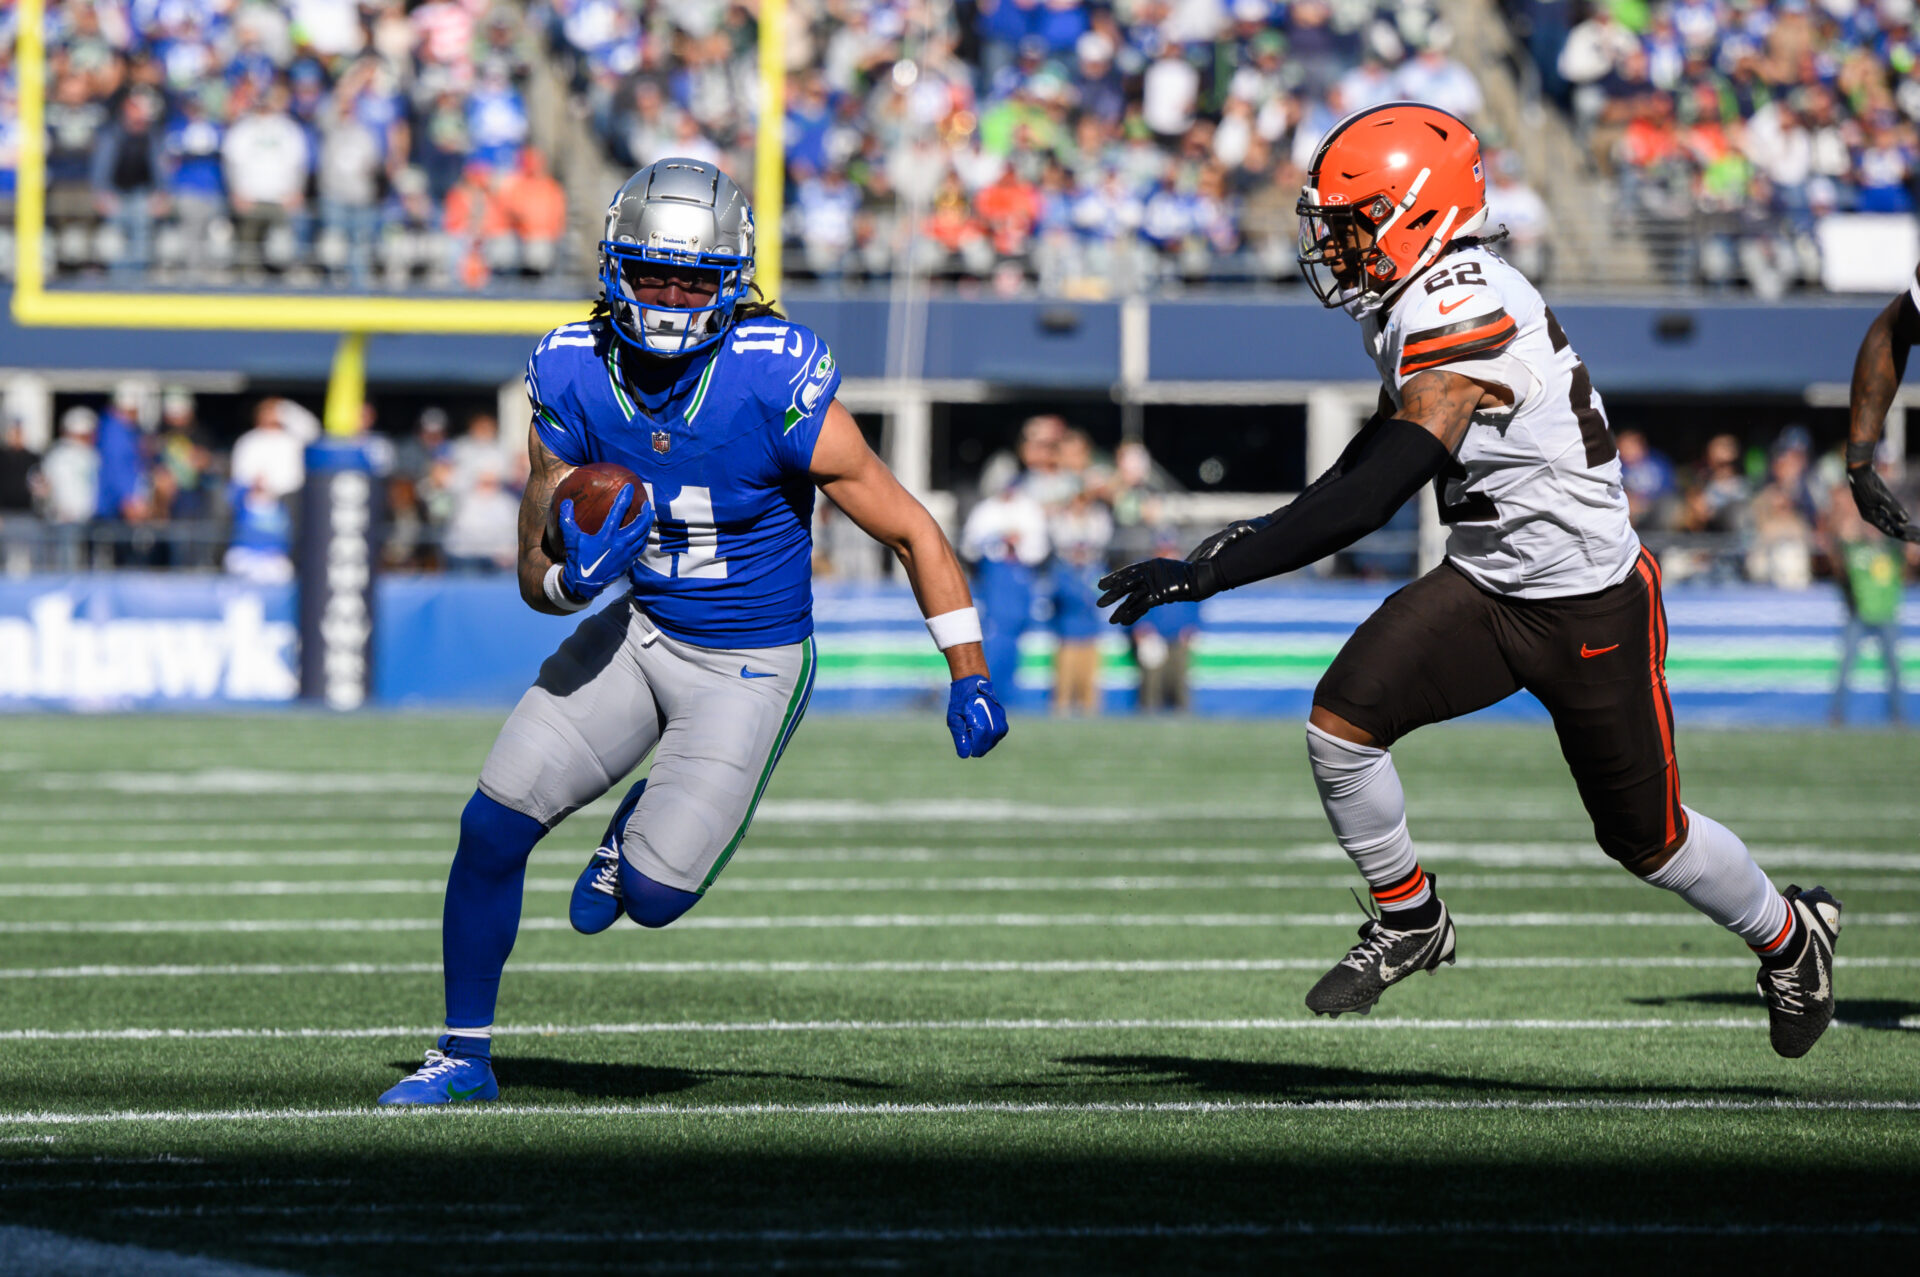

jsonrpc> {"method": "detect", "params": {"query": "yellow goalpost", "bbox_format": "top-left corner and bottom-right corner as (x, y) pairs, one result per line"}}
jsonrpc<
(9, 0), (786, 429)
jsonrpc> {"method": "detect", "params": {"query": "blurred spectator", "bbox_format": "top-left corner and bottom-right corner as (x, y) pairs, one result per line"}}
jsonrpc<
(444, 162), (512, 289)
(1393, 27), (1484, 120)
(0, 419), (38, 576)
(41, 409), (101, 570)
(225, 478), (295, 583)
(497, 149), (567, 277)
(164, 90), (230, 280)
(961, 472), (1050, 697)
(1616, 428), (1677, 528)
(441, 470), (519, 573)
(1827, 475), (1906, 726)
(1130, 532), (1203, 713)
(95, 386), (154, 562)
(1485, 150), (1552, 280)
(1746, 428), (1818, 589)
(316, 79), (385, 290)
(223, 86), (310, 275)
(151, 388), (221, 538)
(1048, 487), (1114, 716)
(1686, 433), (1750, 534)
(90, 90), (167, 279)
(230, 398), (307, 500)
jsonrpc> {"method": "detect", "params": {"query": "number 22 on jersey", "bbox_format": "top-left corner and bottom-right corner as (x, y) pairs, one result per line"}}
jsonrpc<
(635, 484), (729, 580)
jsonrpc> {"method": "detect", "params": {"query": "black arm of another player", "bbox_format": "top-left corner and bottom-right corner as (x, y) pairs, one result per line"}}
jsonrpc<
(1099, 373), (1493, 626)
(1846, 291), (1920, 542)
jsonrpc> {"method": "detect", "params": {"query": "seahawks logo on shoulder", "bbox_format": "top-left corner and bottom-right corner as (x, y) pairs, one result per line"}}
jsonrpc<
(786, 346), (836, 432)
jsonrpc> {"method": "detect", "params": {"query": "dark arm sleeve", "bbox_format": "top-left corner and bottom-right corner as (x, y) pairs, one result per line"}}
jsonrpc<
(1203, 418), (1453, 591)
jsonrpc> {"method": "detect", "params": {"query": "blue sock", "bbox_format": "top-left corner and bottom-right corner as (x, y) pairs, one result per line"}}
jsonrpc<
(617, 857), (701, 928)
(443, 790), (546, 1029)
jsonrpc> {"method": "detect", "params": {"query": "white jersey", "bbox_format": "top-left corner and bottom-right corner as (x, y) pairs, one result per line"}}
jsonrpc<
(1365, 245), (1641, 598)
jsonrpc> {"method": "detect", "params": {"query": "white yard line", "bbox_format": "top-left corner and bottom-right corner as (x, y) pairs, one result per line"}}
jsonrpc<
(8, 1015), (1916, 1046)
(0, 912), (1913, 934)
(0, 956), (1911, 981)
(3, 873), (1916, 897)
(2, 1097), (1917, 1131)
(5, 842), (1917, 870)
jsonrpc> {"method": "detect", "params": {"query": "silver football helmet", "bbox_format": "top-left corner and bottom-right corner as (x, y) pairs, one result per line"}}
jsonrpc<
(599, 158), (756, 358)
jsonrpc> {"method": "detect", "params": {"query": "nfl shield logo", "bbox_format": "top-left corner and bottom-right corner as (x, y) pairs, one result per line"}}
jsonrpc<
(652, 430), (671, 455)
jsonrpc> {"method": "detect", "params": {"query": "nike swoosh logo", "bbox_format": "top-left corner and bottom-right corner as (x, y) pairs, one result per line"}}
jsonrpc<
(446, 1083), (487, 1101)
(1580, 643), (1620, 659)
(1438, 297), (1470, 315)
(580, 548), (612, 577)
(1377, 950), (1427, 983)
(740, 666), (775, 679)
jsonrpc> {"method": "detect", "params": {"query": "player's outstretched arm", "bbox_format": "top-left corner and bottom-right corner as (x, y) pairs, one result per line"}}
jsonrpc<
(1846, 291), (1920, 542)
(809, 401), (1008, 758)
(516, 430), (578, 614)
(1099, 371), (1499, 625)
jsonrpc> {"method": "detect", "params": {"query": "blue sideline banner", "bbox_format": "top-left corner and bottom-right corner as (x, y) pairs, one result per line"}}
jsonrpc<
(1, 575), (1913, 723)
(0, 576), (298, 709)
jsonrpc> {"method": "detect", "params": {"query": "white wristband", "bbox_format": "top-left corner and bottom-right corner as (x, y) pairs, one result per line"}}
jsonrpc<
(543, 563), (591, 613)
(925, 606), (983, 651)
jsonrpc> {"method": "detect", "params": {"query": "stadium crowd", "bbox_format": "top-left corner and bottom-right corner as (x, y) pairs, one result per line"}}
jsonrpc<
(0, 386), (531, 578)
(0, 0), (568, 288)
(1619, 422), (1920, 591)
(550, 0), (1526, 290)
(1514, 0), (1920, 292)
(2, 1), (1911, 294)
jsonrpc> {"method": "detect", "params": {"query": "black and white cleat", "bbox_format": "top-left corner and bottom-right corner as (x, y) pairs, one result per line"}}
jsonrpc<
(1306, 884), (1457, 1019)
(1757, 884), (1842, 1060)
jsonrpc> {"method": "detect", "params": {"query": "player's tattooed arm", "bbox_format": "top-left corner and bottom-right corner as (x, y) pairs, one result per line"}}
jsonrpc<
(1849, 293), (1920, 454)
(1395, 369), (1513, 454)
(808, 401), (988, 681)
(517, 429), (577, 614)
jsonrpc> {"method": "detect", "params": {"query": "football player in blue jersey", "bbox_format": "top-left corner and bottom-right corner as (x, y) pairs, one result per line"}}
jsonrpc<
(379, 159), (1009, 1105)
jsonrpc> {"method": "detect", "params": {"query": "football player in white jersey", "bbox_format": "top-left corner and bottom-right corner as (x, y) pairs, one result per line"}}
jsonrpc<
(1844, 263), (1920, 541)
(1099, 103), (1842, 1058)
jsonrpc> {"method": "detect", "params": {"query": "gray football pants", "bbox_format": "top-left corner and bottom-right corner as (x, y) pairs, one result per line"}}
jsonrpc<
(478, 601), (816, 894)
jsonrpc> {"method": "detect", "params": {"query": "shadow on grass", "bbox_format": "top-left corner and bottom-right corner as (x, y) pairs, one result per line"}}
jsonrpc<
(398, 1056), (895, 1100)
(1039, 1054), (1785, 1099)
(1626, 991), (1920, 1031)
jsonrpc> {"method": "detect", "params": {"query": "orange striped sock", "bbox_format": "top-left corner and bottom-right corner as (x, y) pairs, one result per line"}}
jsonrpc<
(1371, 864), (1437, 926)
(1750, 900), (1801, 964)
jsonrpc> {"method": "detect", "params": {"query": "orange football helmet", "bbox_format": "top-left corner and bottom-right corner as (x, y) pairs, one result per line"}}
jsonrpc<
(1297, 102), (1490, 317)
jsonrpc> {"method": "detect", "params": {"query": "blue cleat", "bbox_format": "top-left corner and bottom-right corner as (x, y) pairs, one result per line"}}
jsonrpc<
(570, 779), (645, 935)
(377, 1035), (498, 1106)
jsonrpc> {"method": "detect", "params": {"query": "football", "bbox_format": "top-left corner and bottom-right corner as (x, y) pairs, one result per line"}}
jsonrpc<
(542, 462), (645, 561)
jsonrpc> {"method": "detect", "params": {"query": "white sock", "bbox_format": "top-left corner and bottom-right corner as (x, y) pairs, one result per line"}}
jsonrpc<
(1305, 722), (1429, 911)
(446, 1025), (492, 1040)
(1644, 807), (1792, 951)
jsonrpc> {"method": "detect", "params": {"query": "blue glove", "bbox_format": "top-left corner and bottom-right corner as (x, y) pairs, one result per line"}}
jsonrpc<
(946, 675), (1009, 759)
(558, 485), (654, 601)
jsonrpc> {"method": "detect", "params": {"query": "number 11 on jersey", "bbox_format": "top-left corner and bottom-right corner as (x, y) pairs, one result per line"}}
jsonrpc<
(635, 484), (730, 580)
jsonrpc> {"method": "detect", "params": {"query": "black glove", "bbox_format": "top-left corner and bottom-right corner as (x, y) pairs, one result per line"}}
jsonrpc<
(1098, 557), (1223, 626)
(1186, 517), (1271, 566)
(1848, 459), (1920, 543)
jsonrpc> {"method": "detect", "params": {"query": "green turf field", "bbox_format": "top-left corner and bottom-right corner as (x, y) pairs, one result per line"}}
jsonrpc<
(0, 714), (1916, 1274)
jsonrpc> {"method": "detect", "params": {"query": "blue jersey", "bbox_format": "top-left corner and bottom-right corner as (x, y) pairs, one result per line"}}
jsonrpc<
(526, 316), (842, 648)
